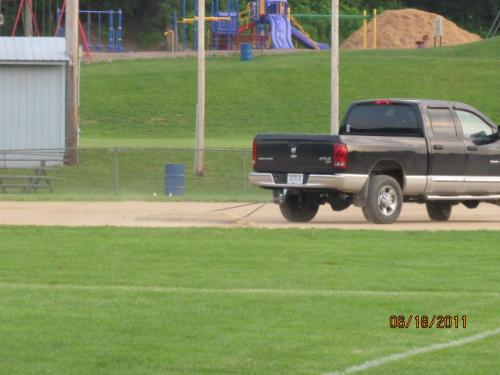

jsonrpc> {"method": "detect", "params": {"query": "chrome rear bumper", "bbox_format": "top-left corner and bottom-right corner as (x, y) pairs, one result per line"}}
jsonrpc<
(248, 173), (368, 193)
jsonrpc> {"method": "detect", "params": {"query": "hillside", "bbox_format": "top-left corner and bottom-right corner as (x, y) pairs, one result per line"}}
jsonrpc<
(80, 37), (500, 148)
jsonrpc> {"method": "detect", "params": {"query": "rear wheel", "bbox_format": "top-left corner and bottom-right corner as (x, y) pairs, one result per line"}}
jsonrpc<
(279, 194), (319, 223)
(362, 175), (403, 224)
(426, 201), (452, 221)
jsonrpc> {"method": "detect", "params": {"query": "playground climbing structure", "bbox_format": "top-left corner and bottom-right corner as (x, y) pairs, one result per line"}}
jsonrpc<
(172, 0), (328, 51)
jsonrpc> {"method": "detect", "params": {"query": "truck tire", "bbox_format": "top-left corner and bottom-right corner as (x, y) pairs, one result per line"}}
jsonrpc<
(279, 194), (319, 223)
(426, 201), (452, 221)
(362, 175), (403, 224)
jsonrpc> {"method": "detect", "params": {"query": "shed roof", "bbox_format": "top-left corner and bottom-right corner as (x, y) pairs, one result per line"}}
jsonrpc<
(0, 37), (69, 63)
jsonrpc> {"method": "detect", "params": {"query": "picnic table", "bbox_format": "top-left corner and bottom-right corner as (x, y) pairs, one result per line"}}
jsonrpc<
(0, 160), (64, 193)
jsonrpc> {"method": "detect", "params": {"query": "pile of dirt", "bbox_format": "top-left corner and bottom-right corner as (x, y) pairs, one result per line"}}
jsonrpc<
(342, 8), (481, 50)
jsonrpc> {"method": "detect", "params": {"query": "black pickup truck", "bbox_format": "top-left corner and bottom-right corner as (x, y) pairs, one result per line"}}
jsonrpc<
(249, 99), (500, 224)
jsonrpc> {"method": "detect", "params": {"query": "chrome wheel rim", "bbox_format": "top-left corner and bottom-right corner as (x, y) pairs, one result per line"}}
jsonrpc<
(377, 185), (398, 216)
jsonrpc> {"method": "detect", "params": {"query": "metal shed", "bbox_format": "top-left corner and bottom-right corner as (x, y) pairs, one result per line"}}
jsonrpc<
(0, 37), (69, 168)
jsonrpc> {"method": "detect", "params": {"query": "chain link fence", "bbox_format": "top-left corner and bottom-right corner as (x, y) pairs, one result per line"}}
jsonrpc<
(0, 147), (268, 201)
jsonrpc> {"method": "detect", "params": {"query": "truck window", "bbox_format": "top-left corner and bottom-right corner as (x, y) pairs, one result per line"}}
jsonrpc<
(341, 104), (421, 136)
(455, 110), (494, 138)
(428, 108), (457, 138)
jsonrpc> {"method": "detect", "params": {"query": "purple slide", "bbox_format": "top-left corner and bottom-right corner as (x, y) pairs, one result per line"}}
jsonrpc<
(266, 15), (294, 49)
(292, 27), (329, 50)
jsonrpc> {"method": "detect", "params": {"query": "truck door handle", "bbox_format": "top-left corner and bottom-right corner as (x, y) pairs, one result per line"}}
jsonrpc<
(433, 144), (444, 150)
(467, 145), (478, 151)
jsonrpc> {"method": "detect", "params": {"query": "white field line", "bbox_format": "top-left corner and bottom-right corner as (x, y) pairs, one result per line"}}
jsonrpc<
(324, 328), (500, 375)
(0, 282), (499, 298)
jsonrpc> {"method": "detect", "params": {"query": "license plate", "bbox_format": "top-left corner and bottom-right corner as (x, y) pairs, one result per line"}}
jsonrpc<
(287, 173), (304, 185)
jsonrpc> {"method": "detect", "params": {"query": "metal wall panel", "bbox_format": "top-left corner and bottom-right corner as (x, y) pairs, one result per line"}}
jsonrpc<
(0, 37), (68, 62)
(0, 65), (65, 167)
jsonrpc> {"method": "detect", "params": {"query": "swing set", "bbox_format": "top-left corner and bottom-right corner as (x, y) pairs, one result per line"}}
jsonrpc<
(1, 0), (59, 36)
(11, 0), (40, 35)
(7, 0), (91, 59)
(1, 0), (124, 55)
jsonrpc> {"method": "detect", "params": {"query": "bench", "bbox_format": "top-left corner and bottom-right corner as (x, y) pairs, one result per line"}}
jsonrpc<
(0, 160), (64, 194)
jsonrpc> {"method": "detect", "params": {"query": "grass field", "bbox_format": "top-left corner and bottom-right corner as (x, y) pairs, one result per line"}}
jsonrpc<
(0, 148), (265, 201)
(80, 37), (500, 148)
(1, 227), (499, 374)
(1, 38), (497, 201)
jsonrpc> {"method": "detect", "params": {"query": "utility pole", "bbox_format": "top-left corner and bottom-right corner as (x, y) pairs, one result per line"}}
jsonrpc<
(65, 0), (80, 165)
(331, 0), (339, 135)
(195, 0), (205, 176)
(23, 0), (33, 36)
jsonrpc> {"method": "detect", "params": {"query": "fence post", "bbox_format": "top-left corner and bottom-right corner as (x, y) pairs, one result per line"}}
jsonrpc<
(242, 152), (247, 195)
(108, 10), (115, 52)
(116, 9), (124, 52)
(113, 148), (120, 193)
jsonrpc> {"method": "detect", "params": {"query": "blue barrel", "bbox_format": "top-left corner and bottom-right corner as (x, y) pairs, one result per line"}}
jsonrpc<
(165, 164), (185, 196)
(240, 43), (253, 61)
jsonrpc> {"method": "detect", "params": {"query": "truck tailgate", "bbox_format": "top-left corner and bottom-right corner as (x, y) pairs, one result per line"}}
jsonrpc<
(254, 134), (338, 174)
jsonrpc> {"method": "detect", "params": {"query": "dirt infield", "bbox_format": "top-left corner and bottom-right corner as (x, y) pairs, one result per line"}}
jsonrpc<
(0, 201), (499, 230)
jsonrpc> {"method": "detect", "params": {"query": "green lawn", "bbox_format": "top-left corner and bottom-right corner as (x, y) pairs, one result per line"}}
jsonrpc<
(0, 148), (265, 201)
(1, 38), (499, 201)
(81, 37), (500, 148)
(0, 227), (499, 374)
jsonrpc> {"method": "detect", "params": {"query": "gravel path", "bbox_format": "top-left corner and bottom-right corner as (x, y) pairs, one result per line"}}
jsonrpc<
(1, 201), (499, 230)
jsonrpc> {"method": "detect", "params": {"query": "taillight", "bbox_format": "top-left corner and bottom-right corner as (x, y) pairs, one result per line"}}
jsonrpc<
(252, 140), (257, 167)
(373, 99), (393, 105)
(333, 143), (348, 169)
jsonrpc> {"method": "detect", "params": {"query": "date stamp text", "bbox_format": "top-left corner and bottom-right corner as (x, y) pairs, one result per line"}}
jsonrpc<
(389, 315), (467, 329)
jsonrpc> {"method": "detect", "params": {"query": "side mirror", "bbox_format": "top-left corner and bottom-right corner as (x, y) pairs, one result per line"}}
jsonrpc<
(472, 131), (494, 145)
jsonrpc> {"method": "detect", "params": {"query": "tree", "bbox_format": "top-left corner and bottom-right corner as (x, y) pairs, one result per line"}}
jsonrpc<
(403, 0), (499, 35)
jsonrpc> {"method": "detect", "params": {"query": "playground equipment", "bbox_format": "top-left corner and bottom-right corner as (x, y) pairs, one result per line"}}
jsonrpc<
(54, 0), (91, 59)
(80, 10), (123, 52)
(2, 0), (123, 53)
(11, 0), (40, 36)
(171, 0), (332, 51)
(169, 1), (378, 51)
(164, 30), (175, 51)
(1, 0), (40, 35)
(3, 0), (67, 36)
(57, 8), (124, 52)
